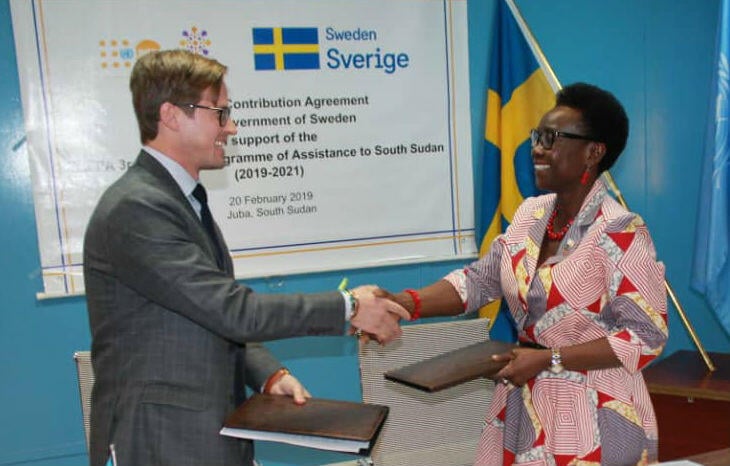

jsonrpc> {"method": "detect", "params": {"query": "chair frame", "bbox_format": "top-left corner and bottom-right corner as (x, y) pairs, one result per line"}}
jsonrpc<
(73, 350), (94, 454)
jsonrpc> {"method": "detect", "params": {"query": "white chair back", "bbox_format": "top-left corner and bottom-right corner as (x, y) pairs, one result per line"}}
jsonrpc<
(358, 317), (494, 466)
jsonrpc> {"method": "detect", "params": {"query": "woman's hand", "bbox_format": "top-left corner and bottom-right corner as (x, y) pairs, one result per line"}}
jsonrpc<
(493, 348), (551, 386)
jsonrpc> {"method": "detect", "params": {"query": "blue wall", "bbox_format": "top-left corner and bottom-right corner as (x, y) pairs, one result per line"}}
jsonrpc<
(0, 1), (727, 465)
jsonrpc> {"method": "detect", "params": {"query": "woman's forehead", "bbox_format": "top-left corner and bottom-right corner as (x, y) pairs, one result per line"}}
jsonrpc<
(540, 106), (583, 128)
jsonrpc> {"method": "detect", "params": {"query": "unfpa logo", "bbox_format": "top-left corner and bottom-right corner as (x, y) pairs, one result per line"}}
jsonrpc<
(252, 27), (320, 71)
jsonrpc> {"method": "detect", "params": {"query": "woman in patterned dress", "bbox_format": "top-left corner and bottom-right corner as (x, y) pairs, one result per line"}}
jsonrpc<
(388, 83), (667, 465)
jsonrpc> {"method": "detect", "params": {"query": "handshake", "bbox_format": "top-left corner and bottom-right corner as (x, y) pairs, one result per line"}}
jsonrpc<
(347, 285), (413, 345)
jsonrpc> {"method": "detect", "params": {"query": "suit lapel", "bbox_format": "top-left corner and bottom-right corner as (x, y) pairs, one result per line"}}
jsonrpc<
(135, 150), (195, 215)
(135, 151), (230, 273)
(500, 195), (553, 314)
(211, 221), (234, 275)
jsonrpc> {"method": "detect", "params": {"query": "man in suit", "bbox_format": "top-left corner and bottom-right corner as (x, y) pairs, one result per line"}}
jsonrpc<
(83, 49), (408, 466)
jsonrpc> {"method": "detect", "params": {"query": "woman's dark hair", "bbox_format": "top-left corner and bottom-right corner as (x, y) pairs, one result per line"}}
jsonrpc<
(555, 83), (629, 173)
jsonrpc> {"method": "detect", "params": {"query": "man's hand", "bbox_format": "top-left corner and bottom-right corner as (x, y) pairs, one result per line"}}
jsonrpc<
(349, 285), (410, 345)
(267, 373), (312, 405)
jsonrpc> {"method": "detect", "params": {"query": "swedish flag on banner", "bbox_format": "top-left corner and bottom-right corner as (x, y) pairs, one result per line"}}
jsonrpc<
(252, 27), (320, 71)
(478, 0), (555, 324)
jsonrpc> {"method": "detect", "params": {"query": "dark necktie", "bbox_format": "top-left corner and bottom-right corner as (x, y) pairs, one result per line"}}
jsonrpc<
(192, 184), (224, 268)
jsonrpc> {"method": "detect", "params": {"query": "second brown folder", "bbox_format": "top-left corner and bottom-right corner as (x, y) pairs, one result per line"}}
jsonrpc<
(384, 340), (516, 392)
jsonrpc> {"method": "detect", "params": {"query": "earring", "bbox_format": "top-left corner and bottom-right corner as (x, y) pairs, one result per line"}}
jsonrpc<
(580, 168), (590, 185)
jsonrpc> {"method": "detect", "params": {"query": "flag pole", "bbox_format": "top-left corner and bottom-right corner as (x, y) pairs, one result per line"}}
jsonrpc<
(504, 0), (561, 93)
(504, 0), (716, 372)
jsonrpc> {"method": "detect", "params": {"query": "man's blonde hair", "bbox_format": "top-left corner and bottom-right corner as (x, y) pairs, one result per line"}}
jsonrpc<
(130, 49), (227, 143)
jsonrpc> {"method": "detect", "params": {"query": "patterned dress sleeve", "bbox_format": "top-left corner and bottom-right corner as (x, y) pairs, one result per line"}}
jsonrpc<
(443, 236), (504, 314)
(599, 213), (668, 374)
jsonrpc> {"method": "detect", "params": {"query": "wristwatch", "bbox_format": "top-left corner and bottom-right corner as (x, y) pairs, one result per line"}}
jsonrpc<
(549, 347), (564, 374)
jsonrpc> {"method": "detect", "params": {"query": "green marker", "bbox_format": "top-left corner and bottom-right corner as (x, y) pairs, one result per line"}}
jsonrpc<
(338, 277), (349, 291)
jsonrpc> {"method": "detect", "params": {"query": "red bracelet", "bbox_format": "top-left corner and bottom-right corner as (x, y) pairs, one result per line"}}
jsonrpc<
(404, 288), (422, 321)
(263, 368), (290, 394)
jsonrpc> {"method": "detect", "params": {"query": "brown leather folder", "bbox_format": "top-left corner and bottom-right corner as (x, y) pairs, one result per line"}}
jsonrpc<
(220, 393), (388, 455)
(384, 340), (516, 392)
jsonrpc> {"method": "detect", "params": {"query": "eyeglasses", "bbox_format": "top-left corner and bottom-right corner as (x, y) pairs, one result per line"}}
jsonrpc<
(530, 128), (594, 150)
(175, 103), (231, 127)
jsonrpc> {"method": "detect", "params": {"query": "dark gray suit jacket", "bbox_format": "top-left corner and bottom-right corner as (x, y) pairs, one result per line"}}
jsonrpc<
(83, 151), (345, 466)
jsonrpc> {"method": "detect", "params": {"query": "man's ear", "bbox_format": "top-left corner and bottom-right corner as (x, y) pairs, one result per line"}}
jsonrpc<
(159, 102), (180, 132)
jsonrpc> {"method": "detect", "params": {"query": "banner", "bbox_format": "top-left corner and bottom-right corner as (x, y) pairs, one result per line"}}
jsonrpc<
(692, 0), (730, 336)
(478, 0), (555, 323)
(10, 0), (475, 297)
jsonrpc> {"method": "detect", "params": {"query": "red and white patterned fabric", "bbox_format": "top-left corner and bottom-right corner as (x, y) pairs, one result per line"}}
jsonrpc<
(445, 180), (667, 466)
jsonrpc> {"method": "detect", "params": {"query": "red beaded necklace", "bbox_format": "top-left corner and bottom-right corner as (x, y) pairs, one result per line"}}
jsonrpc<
(546, 207), (574, 241)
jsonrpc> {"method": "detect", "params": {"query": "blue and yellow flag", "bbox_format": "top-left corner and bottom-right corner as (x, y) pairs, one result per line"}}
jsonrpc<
(692, 0), (730, 336)
(478, 1), (555, 324)
(253, 27), (320, 71)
